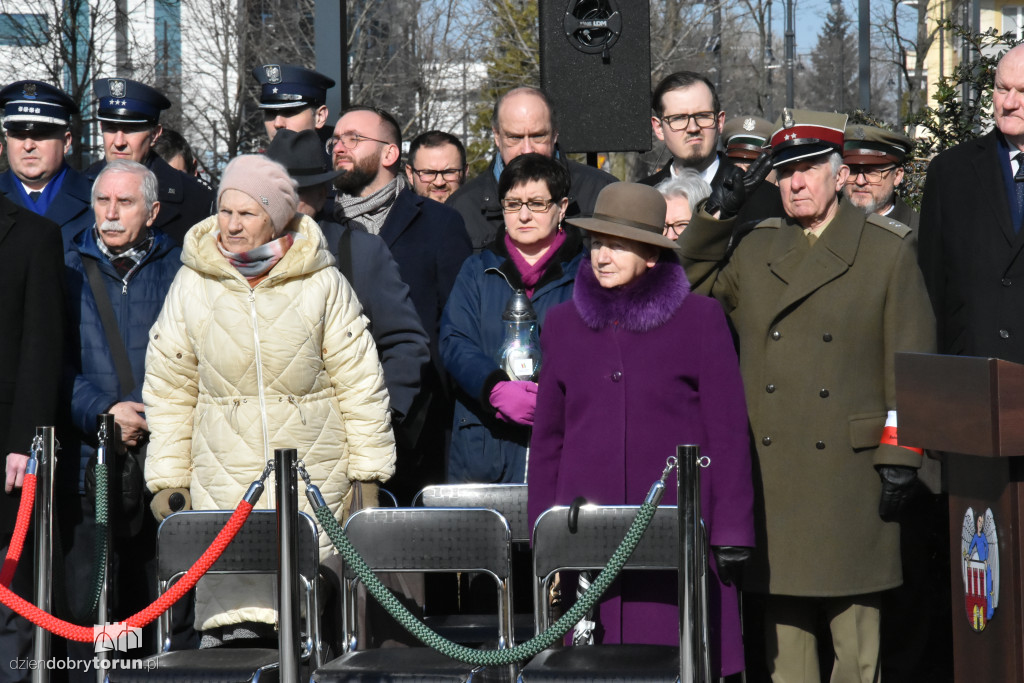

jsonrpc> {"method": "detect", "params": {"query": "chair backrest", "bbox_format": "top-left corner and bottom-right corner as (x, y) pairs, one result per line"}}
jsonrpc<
(155, 509), (322, 663)
(157, 509), (320, 581)
(342, 507), (514, 649)
(414, 483), (529, 543)
(531, 505), (679, 630)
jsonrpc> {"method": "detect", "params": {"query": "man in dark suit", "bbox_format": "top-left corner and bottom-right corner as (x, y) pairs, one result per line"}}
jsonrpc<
(641, 71), (784, 229)
(0, 80), (93, 249)
(919, 45), (1024, 364)
(329, 105), (471, 502)
(447, 86), (616, 252)
(266, 129), (430, 434)
(843, 125), (918, 231)
(0, 195), (64, 683)
(85, 78), (214, 246)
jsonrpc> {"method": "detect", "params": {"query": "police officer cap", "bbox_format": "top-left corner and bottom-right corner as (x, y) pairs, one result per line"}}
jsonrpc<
(251, 64), (335, 109)
(769, 108), (848, 168)
(843, 124), (913, 165)
(94, 78), (171, 124)
(0, 81), (77, 132)
(723, 115), (773, 160)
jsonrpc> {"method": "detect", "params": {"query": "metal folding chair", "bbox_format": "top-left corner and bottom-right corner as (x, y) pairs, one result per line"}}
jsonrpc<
(311, 506), (514, 682)
(518, 505), (681, 682)
(106, 509), (323, 683)
(415, 484), (533, 646)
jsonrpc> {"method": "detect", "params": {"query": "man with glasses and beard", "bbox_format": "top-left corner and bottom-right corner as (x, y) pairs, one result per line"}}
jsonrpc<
(329, 105), (471, 504)
(641, 71), (783, 228)
(842, 125), (917, 231)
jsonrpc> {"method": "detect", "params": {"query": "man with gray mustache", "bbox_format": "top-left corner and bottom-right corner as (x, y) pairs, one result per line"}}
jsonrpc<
(59, 160), (186, 675)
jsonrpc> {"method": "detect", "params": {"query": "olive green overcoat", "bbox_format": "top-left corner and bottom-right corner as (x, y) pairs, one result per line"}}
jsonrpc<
(678, 199), (936, 596)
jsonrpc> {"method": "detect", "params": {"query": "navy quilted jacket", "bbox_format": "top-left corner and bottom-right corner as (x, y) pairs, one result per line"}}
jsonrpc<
(61, 226), (181, 492)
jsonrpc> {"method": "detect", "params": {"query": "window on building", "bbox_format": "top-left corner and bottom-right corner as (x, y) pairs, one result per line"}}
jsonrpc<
(1004, 6), (1024, 40)
(0, 13), (48, 47)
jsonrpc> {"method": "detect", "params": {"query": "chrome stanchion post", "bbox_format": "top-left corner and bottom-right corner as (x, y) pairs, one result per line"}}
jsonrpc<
(275, 448), (301, 681)
(94, 414), (115, 682)
(31, 426), (55, 683)
(678, 444), (711, 683)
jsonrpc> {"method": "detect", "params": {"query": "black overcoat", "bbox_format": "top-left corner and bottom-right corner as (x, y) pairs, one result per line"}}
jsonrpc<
(919, 130), (1024, 362)
(0, 195), (65, 533)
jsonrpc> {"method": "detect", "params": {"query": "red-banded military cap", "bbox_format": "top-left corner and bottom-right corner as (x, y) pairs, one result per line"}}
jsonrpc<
(769, 108), (848, 167)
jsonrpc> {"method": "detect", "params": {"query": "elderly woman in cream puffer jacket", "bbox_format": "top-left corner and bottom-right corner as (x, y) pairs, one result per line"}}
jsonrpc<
(143, 155), (395, 639)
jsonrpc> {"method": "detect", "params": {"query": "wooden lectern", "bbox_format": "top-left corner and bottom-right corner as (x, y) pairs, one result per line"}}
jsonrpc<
(896, 352), (1024, 681)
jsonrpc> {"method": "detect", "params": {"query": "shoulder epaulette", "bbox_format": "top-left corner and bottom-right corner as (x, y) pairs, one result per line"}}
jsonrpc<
(865, 213), (911, 238)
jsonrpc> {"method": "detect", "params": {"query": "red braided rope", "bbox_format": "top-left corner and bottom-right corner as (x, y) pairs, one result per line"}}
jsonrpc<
(0, 500), (254, 642)
(0, 472), (35, 587)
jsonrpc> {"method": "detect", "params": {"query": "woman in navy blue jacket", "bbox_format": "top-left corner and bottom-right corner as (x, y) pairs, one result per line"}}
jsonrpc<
(440, 154), (584, 483)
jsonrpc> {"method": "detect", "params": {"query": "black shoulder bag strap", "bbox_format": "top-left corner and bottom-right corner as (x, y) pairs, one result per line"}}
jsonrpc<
(82, 258), (135, 396)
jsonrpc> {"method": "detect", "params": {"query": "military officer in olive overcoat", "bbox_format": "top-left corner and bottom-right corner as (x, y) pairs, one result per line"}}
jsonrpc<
(678, 110), (936, 683)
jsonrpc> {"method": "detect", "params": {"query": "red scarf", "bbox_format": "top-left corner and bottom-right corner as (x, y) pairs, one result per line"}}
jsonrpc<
(504, 229), (567, 298)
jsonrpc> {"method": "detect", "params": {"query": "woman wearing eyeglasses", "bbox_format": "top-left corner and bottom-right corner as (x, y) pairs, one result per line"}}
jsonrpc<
(440, 153), (584, 484)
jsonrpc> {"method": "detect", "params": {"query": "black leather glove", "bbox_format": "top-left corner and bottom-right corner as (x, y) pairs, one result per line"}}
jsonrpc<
(878, 465), (917, 522)
(704, 152), (773, 220)
(704, 164), (747, 220)
(150, 487), (191, 522)
(742, 151), (774, 193)
(712, 545), (752, 586)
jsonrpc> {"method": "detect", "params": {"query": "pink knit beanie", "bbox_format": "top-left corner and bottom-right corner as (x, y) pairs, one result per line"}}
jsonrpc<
(218, 155), (299, 234)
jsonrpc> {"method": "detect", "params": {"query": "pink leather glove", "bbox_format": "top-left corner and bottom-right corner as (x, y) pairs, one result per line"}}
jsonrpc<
(490, 381), (539, 426)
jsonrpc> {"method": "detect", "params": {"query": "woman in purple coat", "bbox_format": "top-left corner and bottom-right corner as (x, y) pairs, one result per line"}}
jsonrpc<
(528, 182), (755, 677)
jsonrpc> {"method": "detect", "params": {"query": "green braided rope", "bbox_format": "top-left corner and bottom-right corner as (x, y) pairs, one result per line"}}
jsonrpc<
(316, 500), (658, 667)
(84, 461), (109, 620)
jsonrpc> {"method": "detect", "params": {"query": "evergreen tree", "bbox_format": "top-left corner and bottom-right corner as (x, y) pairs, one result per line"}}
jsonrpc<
(800, 0), (859, 112)
(466, 1), (539, 174)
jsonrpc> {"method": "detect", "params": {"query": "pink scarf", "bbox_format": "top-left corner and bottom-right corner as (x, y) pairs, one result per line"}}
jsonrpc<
(218, 231), (295, 285)
(504, 229), (567, 298)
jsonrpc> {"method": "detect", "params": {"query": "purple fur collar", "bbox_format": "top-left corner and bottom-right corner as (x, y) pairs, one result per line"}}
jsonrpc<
(573, 256), (690, 332)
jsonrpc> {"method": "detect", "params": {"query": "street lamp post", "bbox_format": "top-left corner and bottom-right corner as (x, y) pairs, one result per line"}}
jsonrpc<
(786, 0), (795, 107)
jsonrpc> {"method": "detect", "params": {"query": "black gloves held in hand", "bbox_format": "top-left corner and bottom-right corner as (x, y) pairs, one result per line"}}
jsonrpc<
(712, 545), (752, 586)
(878, 465), (918, 522)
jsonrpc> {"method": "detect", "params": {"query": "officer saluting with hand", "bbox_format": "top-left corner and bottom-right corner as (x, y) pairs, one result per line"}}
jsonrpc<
(86, 78), (214, 246)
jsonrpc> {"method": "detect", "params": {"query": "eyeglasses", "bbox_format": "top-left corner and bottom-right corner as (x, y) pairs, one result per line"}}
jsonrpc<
(663, 220), (690, 237)
(660, 112), (719, 131)
(847, 165), (898, 184)
(326, 132), (390, 154)
(409, 167), (463, 182)
(501, 198), (556, 214)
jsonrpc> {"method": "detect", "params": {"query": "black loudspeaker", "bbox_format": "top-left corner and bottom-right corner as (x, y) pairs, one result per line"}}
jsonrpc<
(539, 0), (651, 153)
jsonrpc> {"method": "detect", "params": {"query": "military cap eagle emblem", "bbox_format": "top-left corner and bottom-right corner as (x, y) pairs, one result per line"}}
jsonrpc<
(783, 108), (794, 129)
(743, 117), (756, 131)
(264, 65), (282, 84)
(23, 83), (36, 98)
(109, 79), (126, 98)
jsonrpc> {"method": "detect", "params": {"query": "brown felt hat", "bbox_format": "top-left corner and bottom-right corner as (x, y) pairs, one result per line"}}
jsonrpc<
(567, 183), (678, 250)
